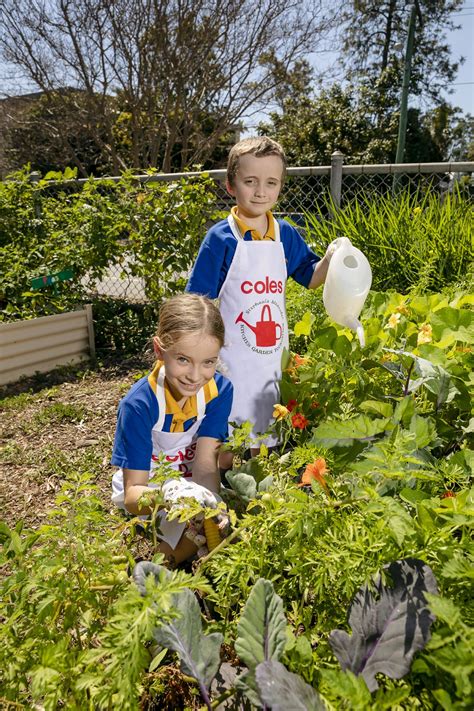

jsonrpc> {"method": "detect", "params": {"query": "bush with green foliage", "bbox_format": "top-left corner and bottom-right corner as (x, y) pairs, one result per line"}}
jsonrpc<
(0, 167), (221, 322)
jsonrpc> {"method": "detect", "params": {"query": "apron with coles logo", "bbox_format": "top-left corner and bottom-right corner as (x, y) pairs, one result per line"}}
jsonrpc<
(112, 366), (206, 507)
(218, 213), (288, 446)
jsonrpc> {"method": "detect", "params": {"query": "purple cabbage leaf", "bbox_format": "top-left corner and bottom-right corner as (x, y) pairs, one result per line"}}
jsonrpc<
(329, 558), (438, 692)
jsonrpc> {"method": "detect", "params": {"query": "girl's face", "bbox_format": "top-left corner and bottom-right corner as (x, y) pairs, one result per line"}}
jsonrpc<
(153, 332), (221, 401)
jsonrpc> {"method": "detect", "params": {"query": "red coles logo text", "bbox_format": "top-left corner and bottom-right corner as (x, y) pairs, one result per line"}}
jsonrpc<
(241, 277), (283, 294)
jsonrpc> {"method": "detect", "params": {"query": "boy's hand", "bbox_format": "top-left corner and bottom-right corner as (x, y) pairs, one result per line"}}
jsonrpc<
(324, 237), (344, 262)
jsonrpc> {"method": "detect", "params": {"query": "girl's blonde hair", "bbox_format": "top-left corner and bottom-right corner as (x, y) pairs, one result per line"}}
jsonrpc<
(227, 136), (287, 187)
(155, 293), (225, 349)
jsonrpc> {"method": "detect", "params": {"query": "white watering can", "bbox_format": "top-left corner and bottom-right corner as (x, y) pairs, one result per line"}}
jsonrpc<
(323, 237), (372, 347)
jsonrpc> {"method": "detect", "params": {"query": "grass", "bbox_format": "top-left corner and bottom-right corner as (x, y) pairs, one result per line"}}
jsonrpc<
(32, 402), (88, 427)
(302, 188), (473, 294)
(0, 388), (59, 411)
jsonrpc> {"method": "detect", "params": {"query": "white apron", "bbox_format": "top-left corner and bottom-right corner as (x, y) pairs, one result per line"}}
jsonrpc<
(111, 366), (220, 549)
(218, 214), (288, 446)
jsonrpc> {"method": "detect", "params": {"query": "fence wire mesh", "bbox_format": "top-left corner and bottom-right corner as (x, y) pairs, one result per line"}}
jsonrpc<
(48, 161), (474, 303)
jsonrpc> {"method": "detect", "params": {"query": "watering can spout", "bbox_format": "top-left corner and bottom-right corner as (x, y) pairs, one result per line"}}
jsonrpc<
(236, 311), (258, 335)
(344, 316), (366, 348)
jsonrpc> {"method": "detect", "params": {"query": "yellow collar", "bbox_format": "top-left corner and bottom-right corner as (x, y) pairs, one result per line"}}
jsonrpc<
(148, 361), (197, 427)
(148, 361), (218, 432)
(231, 206), (275, 241)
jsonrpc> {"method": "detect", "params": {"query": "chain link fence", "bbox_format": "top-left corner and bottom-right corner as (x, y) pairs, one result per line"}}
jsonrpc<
(44, 155), (474, 303)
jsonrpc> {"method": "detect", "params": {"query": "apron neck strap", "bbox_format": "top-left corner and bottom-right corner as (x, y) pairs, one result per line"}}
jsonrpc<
(155, 365), (206, 431)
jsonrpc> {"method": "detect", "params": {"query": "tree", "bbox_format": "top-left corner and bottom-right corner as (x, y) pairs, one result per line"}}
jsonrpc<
(1, 90), (108, 177)
(260, 1), (472, 165)
(0, 0), (335, 176)
(338, 0), (464, 105)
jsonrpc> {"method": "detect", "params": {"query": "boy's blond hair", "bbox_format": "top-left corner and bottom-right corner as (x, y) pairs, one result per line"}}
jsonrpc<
(227, 136), (287, 187)
(155, 293), (225, 349)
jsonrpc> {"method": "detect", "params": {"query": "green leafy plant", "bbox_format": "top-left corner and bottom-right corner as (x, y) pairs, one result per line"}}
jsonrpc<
(302, 189), (473, 293)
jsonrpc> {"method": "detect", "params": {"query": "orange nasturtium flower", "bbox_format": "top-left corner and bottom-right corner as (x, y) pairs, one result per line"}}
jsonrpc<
(417, 323), (432, 346)
(293, 354), (309, 367)
(291, 412), (309, 430)
(287, 399), (298, 412)
(273, 404), (289, 421)
(299, 457), (329, 493)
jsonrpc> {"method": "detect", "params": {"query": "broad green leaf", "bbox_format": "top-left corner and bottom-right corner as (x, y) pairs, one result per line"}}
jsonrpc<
(409, 414), (437, 448)
(392, 396), (415, 426)
(431, 307), (474, 345)
(313, 326), (338, 349)
(359, 400), (393, 418)
(333, 334), (352, 357)
(235, 578), (287, 671)
(417, 503), (436, 532)
(431, 688), (455, 710)
(294, 311), (315, 337)
(153, 588), (223, 689)
(255, 660), (325, 710)
(399, 488), (430, 504)
(294, 634), (313, 666)
(388, 515), (413, 546)
(225, 472), (257, 501)
(312, 416), (391, 447)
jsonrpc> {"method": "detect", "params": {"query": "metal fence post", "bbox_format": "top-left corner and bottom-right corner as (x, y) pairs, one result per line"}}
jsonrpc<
(29, 171), (42, 219)
(330, 150), (344, 209)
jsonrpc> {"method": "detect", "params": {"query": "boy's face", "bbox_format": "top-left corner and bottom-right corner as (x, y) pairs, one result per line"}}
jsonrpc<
(227, 153), (283, 220)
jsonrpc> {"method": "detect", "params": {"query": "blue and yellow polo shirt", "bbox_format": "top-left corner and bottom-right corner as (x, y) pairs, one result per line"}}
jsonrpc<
(111, 362), (233, 471)
(186, 210), (320, 298)
(230, 206), (275, 241)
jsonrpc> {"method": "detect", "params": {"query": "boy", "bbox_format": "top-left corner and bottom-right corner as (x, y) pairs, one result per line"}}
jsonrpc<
(186, 136), (332, 467)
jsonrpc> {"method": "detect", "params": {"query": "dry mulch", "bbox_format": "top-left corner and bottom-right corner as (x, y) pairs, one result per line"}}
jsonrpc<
(0, 353), (153, 531)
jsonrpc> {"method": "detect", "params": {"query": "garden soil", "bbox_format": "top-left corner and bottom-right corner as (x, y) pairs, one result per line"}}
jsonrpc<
(0, 354), (153, 532)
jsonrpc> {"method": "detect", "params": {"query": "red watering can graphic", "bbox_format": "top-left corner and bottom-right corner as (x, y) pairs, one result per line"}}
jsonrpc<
(236, 304), (282, 347)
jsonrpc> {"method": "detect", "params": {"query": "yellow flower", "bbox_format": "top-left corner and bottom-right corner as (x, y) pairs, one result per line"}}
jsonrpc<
(413, 206), (422, 216)
(417, 323), (432, 345)
(272, 404), (289, 421)
(385, 313), (401, 330)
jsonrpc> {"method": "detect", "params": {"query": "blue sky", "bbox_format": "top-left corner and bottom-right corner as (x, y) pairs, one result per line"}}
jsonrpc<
(444, 2), (474, 114)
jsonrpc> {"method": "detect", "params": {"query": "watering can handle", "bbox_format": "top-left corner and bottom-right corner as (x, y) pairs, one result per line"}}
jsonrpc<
(326, 236), (351, 259)
(261, 304), (272, 321)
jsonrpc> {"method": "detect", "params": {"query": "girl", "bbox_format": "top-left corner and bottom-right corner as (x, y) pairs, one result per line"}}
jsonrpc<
(111, 293), (233, 565)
